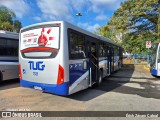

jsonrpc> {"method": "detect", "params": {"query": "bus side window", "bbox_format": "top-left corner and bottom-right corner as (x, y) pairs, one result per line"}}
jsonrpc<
(0, 38), (7, 56)
(69, 30), (86, 59)
(7, 40), (18, 56)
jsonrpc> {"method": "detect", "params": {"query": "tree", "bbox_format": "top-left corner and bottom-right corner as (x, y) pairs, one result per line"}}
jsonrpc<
(97, 0), (158, 53)
(0, 21), (13, 31)
(96, 26), (113, 40)
(13, 20), (22, 33)
(0, 5), (22, 32)
(109, 0), (158, 34)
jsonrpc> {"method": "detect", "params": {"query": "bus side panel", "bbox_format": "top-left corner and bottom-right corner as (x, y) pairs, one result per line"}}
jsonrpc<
(4, 64), (18, 80)
(157, 44), (160, 76)
(157, 63), (160, 76)
(68, 60), (89, 94)
(66, 24), (90, 95)
(150, 44), (158, 76)
(0, 57), (18, 80)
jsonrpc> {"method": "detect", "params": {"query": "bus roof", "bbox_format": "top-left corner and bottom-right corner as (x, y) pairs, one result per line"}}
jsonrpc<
(0, 30), (19, 40)
(21, 21), (121, 47)
(64, 21), (121, 47)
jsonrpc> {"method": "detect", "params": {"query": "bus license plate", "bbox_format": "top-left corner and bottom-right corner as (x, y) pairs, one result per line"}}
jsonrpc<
(34, 86), (42, 91)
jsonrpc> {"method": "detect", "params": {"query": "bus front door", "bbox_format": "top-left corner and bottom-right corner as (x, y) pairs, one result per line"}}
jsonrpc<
(87, 41), (99, 86)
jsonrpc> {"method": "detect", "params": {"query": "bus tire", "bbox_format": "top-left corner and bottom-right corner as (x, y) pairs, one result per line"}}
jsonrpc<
(96, 70), (103, 86)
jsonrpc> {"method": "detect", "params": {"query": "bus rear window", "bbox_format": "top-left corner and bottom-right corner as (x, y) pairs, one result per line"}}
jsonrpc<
(20, 26), (60, 59)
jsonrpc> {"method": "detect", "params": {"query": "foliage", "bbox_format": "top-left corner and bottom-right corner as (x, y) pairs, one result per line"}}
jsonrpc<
(96, 26), (115, 41)
(14, 20), (22, 33)
(96, 0), (159, 53)
(0, 5), (22, 32)
(0, 21), (13, 31)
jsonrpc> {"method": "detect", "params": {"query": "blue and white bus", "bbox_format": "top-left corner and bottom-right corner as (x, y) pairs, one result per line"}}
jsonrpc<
(19, 21), (123, 95)
(150, 43), (160, 76)
(0, 30), (19, 81)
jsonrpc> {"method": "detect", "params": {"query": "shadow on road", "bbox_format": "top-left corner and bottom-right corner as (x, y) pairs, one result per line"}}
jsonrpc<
(0, 78), (20, 90)
(110, 80), (160, 99)
(68, 64), (135, 101)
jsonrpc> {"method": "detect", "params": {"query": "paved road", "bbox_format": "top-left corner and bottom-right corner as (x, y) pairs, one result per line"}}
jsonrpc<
(0, 65), (160, 119)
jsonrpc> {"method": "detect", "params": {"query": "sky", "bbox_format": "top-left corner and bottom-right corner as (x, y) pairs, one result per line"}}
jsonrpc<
(0, 0), (125, 32)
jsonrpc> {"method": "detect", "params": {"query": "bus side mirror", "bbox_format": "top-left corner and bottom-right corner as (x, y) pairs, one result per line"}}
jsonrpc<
(83, 60), (87, 69)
